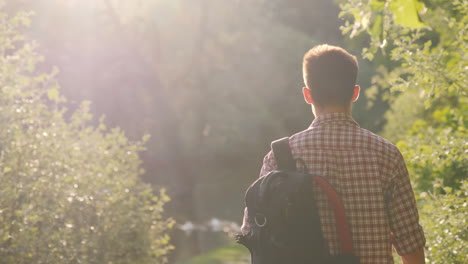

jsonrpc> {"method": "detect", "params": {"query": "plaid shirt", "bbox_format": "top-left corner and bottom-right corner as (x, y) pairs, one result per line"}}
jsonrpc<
(242, 112), (425, 264)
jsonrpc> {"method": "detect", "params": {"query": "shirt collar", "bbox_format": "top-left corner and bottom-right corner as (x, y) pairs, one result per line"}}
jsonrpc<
(309, 112), (360, 128)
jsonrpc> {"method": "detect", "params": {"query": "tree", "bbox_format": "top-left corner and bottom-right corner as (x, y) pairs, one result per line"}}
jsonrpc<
(340, 0), (467, 263)
(0, 9), (173, 264)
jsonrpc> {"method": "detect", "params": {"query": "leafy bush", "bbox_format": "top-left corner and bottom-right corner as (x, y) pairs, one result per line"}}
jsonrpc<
(0, 10), (173, 264)
(419, 181), (467, 263)
(340, 0), (467, 263)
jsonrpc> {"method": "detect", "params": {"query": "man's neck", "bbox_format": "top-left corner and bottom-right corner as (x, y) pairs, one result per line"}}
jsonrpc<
(312, 105), (352, 118)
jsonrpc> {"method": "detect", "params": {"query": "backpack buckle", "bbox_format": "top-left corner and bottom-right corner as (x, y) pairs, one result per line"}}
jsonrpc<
(254, 214), (267, 227)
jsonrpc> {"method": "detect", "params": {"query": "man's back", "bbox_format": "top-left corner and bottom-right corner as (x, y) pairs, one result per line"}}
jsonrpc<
(242, 44), (425, 263)
(259, 113), (425, 264)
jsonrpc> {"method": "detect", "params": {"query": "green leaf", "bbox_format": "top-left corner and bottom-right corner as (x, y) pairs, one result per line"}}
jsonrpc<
(370, 14), (383, 40)
(388, 0), (426, 29)
(47, 88), (60, 102)
(369, 0), (385, 12)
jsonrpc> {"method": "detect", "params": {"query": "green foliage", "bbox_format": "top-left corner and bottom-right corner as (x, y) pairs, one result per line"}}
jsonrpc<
(0, 10), (173, 264)
(419, 181), (468, 263)
(388, 0), (425, 29)
(341, 0), (467, 263)
(396, 104), (467, 191)
(340, 0), (428, 60)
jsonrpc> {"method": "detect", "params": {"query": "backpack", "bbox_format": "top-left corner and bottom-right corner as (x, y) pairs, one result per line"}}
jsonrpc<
(236, 137), (360, 264)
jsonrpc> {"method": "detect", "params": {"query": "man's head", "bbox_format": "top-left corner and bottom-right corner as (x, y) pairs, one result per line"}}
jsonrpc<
(302, 44), (359, 113)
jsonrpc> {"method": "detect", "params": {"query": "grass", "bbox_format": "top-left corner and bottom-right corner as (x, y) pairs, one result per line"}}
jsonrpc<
(176, 242), (403, 264)
(176, 243), (250, 264)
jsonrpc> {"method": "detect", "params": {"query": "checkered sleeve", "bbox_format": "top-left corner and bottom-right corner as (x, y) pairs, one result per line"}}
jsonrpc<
(388, 150), (426, 255)
(259, 150), (277, 177)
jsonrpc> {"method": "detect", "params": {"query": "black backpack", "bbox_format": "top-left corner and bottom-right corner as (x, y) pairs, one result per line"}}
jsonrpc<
(236, 137), (360, 264)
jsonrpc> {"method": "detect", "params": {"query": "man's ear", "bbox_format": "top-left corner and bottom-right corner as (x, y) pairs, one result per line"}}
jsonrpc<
(351, 85), (360, 102)
(303, 87), (314, 104)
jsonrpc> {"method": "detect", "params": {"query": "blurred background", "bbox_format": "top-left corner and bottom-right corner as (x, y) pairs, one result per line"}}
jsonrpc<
(4, 0), (386, 262)
(1, 0), (466, 263)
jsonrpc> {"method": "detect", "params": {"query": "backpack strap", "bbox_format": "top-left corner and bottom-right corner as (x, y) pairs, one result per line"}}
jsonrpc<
(313, 177), (355, 255)
(271, 137), (355, 256)
(271, 137), (296, 171)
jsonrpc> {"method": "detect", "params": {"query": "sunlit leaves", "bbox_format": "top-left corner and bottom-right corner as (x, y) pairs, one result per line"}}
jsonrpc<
(388, 0), (425, 29)
(47, 87), (59, 101)
(340, 0), (468, 263)
(418, 181), (468, 263)
(0, 9), (173, 264)
(340, 0), (427, 60)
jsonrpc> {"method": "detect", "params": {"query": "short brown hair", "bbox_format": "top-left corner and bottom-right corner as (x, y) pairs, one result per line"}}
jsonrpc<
(303, 44), (358, 107)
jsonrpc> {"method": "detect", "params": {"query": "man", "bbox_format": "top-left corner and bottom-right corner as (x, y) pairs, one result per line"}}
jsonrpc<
(241, 44), (425, 264)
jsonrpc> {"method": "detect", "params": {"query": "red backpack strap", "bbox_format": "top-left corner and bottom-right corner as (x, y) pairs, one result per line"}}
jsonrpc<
(313, 176), (355, 255)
